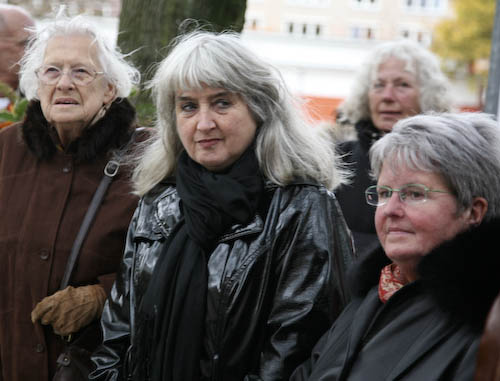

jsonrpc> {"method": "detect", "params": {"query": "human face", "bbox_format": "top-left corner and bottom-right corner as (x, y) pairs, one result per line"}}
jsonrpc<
(37, 34), (115, 146)
(375, 163), (477, 281)
(0, 9), (34, 90)
(368, 57), (421, 133)
(175, 86), (258, 172)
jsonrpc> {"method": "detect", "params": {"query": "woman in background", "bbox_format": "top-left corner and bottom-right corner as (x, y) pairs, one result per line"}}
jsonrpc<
(335, 40), (452, 257)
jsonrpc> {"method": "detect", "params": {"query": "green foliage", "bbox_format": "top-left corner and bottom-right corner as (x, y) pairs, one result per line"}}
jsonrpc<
(433, 0), (495, 68)
(0, 81), (28, 124)
(118, 0), (247, 127)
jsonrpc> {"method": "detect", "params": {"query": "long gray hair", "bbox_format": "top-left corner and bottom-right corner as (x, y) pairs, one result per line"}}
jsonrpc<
(132, 30), (349, 196)
(340, 39), (452, 124)
(370, 112), (500, 221)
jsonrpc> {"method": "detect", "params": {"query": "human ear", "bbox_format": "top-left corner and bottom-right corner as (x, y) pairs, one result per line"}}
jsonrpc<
(103, 82), (116, 105)
(467, 197), (488, 226)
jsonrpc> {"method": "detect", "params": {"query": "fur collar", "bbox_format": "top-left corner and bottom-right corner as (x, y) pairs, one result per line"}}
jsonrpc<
(354, 119), (384, 151)
(349, 218), (500, 330)
(21, 98), (136, 162)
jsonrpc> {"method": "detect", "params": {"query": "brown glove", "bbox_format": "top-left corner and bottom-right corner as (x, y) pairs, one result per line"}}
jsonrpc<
(31, 285), (107, 336)
(475, 292), (500, 381)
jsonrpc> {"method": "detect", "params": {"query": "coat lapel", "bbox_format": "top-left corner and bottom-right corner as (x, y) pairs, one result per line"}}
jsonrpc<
(340, 288), (381, 377)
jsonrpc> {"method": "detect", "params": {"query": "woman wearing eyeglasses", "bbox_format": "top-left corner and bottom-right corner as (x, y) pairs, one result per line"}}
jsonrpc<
(0, 14), (142, 381)
(291, 112), (500, 381)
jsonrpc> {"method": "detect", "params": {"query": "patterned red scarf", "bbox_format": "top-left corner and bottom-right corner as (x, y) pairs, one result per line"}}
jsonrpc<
(378, 263), (408, 303)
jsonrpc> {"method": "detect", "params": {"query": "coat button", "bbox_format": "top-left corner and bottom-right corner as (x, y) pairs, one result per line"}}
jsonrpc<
(35, 343), (44, 353)
(39, 250), (49, 260)
(62, 164), (72, 173)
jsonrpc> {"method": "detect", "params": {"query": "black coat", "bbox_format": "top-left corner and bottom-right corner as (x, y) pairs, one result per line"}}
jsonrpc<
(335, 120), (383, 257)
(90, 180), (354, 381)
(291, 218), (500, 381)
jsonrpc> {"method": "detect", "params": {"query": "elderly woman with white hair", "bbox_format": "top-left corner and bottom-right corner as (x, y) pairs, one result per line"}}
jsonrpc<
(291, 112), (500, 380)
(335, 39), (452, 258)
(90, 30), (354, 381)
(0, 14), (141, 381)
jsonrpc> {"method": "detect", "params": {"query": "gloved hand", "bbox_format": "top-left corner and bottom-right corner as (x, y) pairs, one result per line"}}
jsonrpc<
(475, 292), (500, 381)
(31, 285), (107, 336)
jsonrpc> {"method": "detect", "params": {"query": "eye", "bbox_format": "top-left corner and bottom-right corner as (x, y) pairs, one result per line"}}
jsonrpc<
(179, 102), (197, 112)
(40, 66), (61, 78)
(402, 186), (426, 201)
(72, 67), (92, 77)
(372, 81), (384, 89)
(44, 66), (60, 73)
(396, 81), (410, 88)
(377, 188), (392, 199)
(214, 98), (232, 109)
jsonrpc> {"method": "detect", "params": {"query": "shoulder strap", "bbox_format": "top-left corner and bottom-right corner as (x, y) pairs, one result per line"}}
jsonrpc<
(59, 160), (121, 290)
(59, 129), (139, 289)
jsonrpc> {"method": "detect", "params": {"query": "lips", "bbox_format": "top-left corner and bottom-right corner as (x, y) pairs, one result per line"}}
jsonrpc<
(379, 111), (401, 116)
(197, 138), (221, 147)
(54, 98), (78, 105)
(387, 227), (411, 235)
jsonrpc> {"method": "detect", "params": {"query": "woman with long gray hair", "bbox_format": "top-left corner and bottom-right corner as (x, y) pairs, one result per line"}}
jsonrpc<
(335, 39), (452, 259)
(90, 30), (354, 380)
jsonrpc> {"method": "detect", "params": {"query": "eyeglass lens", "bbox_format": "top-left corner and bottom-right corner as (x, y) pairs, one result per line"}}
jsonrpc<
(37, 66), (98, 85)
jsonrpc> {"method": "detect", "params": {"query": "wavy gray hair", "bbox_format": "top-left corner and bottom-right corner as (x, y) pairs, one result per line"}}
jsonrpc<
(340, 39), (452, 124)
(370, 112), (500, 221)
(132, 30), (349, 196)
(19, 14), (139, 100)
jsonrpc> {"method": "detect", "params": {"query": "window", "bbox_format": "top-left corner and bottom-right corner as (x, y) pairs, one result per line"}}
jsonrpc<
(399, 27), (432, 47)
(285, 21), (325, 38)
(286, 0), (331, 8)
(244, 15), (264, 31)
(403, 0), (447, 12)
(350, 26), (375, 40)
(351, 0), (380, 11)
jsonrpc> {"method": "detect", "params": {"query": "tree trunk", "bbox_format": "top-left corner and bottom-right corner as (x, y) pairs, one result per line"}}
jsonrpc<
(118, 0), (247, 125)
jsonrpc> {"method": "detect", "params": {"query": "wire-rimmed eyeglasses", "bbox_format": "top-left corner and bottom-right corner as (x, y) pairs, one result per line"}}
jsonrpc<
(35, 65), (104, 86)
(365, 184), (453, 206)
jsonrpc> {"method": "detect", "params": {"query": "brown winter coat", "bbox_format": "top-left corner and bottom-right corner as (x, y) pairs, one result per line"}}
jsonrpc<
(0, 99), (140, 381)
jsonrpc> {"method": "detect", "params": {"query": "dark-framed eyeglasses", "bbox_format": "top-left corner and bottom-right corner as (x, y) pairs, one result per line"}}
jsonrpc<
(365, 184), (453, 206)
(35, 65), (104, 86)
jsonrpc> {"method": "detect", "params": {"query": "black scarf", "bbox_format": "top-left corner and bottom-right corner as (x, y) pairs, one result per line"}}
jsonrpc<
(138, 146), (264, 380)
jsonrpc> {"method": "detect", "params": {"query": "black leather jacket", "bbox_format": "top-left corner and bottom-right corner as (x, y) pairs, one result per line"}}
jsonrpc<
(90, 179), (354, 381)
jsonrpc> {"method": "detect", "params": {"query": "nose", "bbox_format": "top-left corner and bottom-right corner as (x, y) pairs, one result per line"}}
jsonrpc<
(56, 70), (74, 90)
(381, 191), (404, 217)
(196, 107), (216, 131)
(380, 84), (395, 100)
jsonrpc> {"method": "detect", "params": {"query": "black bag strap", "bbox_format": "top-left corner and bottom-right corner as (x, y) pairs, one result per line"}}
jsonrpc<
(59, 129), (140, 290)
(59, 159), (121, 290)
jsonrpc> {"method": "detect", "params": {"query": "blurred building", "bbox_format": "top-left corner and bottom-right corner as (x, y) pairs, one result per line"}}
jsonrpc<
(1, 0), (121, 17)
(245, 0), (451, 46)
(242, 0), (478, 123)
(4, 0), (478, 123)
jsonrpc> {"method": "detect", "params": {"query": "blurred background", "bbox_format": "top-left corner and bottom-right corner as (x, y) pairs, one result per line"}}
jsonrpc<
(2, 0), (494, 126)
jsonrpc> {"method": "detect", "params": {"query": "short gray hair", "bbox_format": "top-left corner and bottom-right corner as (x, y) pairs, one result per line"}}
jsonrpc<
(340, 39), (452, 124)
(369, 112), (500, 221)
(132, 30), (349, 196)
(19, 14), (139, 100)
